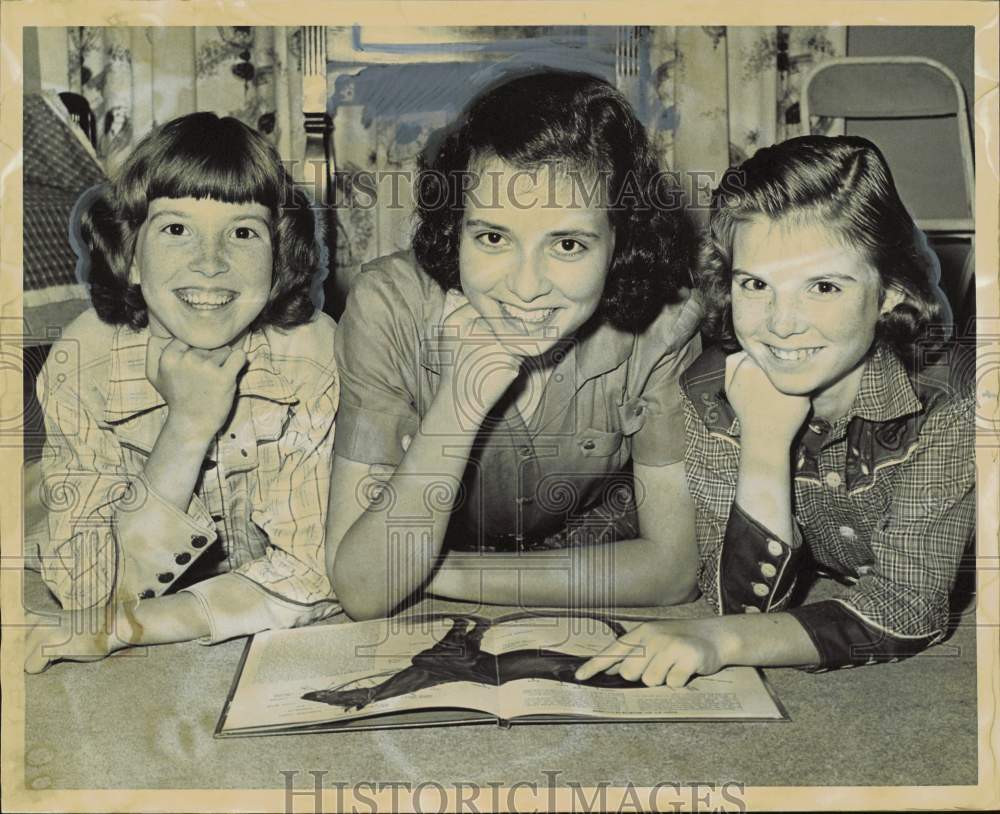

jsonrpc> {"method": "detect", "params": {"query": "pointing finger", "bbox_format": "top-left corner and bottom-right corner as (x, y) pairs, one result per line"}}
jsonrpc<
(574, 638), (637, 681)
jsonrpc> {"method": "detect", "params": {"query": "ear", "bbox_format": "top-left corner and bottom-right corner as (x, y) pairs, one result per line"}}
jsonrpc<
(880, 285), (905, 316)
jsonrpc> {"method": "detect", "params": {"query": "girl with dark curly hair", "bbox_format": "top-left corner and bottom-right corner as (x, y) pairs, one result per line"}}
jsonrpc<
(328, 71), (703, 620)
(577, 135), (975, 686)
(26, 112), (339, 671)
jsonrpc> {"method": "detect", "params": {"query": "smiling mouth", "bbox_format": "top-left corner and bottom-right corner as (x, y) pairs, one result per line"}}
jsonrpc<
(174, 288), (239, 311)
(765, 344), (823, 362)
(497, 301), (559, 327)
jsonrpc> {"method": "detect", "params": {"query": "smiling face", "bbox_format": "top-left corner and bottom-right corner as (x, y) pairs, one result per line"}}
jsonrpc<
(457, 158), (615, 358)
(731, 216), (900, 417)
(132, 197), (273, 350)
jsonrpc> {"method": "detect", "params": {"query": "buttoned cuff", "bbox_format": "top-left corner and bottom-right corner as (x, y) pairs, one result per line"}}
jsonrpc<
(787, 599), (939, 671)
(115, 475), (218, 601)
(180, 572), (340, 644)
(719, 503), (803, 615)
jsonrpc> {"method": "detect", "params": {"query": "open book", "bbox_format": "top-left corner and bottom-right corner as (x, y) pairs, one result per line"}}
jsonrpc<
(216, 612), (787, 737)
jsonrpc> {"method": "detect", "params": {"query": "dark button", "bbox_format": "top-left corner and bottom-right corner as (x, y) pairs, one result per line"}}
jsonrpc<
(175, 552), (192, 565)
(201, 459), (217, 471)
(519, 446), (533, 458)
(211, 514), (224, 523)
(157, 572), (174, 584)
(240, 449), (248, 457)
(634, 404), (644, 416)
(138, 589), (155, 599)
(191, 535), (208, 549)
(582, 439), (596, 451)
(229, 432), (237, 439)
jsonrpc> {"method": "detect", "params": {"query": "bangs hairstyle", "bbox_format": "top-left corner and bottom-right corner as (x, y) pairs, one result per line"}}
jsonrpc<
(699, 134), (944, 366)
(84, 111), (319, 331)
(412, 70), (695, 331)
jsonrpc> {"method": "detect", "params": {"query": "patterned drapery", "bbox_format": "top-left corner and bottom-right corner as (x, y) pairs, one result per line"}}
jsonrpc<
(646, 26), (846, 212)
(36, 26), (305, 174)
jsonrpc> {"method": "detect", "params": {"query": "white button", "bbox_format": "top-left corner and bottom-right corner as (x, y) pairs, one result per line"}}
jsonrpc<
(401, 434), (412, 452)
(766, 539), (783, 557)
(752, 582), (769, 597)
(825, 471), (843, 489)
(760, 562), (777, 578)
(839, 525), (856, 539)
(744, 605), (761, 613)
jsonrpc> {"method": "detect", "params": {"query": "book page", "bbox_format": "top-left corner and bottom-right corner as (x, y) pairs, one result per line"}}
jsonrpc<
(499, 666), (785, 721)
(220, 616), (502, 734)
(488, 616), (785, 721)
(481, 613), (622, 656)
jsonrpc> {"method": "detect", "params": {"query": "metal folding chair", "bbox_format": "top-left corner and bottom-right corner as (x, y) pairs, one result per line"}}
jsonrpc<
(801, 56), (975, 333)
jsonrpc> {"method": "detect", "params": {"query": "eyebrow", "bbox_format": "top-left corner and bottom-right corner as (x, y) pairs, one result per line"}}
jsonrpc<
(148, 210), (271, 226)
(732, 268), (860, 283)
(464, 218), (602, 240)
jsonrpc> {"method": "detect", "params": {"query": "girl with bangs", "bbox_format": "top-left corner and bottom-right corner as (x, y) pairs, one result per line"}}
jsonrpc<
(26, 112), (339, 671)
(577, 136), (975, 686)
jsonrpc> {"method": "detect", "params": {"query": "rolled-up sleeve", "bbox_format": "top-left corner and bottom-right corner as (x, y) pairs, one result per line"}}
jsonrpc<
(334, 266), (422, 467)
(180, 364), (341, 643)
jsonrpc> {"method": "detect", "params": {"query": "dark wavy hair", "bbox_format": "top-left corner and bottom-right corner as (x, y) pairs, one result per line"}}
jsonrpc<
(83, 111), (319, 331)
(699, 135), (943, 365)
(412, 70), (695, 331)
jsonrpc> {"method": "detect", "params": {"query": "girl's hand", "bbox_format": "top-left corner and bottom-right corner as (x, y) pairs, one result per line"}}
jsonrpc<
(437, 302), (524, 420)
(24, 603), (134, 674)
(574, 619), (727, 688)
(146, 337), (247, 440)
(725, 351), (811, 442)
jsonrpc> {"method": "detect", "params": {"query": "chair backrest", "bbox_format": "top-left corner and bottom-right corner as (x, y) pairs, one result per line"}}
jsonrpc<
(801, 57), (974, 232)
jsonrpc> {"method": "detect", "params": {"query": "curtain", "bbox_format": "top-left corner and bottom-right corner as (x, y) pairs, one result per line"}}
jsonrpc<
(36, 26), (305, 174)
(646, 26), (847, 212)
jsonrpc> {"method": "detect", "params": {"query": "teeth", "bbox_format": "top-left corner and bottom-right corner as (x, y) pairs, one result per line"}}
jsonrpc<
(499, 302), (555, 324)
(176, 290), (236, 309)
(769, 346), (820, 362)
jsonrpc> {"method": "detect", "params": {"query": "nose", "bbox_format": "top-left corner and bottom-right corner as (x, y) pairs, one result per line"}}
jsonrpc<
(190, 233), (229, 277)
(505, 251), (552, 302)
(766, 291), (806, 338)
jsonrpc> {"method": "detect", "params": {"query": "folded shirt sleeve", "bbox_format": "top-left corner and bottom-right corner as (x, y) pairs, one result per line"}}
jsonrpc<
(333, 264), (422, 467)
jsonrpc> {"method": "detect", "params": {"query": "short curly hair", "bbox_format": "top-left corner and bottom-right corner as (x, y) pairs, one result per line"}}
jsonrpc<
(412, 70), (695, 331)
(82, 112), (320, 331)
(699, 135), (944, 365)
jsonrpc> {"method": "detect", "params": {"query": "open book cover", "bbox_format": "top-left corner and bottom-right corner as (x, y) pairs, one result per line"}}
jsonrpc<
(215, 612), (789, 737)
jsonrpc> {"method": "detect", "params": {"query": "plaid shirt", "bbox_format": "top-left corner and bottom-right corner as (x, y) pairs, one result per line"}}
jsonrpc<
(681, 344), (975, 668)
(36, 308), (340, 643)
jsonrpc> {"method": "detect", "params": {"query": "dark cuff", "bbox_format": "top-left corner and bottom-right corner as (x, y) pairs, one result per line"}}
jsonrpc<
(719, 503), (802, 615)
(787, 600), (938, 670)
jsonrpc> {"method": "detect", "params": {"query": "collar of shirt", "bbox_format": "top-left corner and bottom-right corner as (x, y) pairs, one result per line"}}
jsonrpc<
(682, 343), (923, 442)
(102, 325), (299, 429)
(419, 288), (634, 387)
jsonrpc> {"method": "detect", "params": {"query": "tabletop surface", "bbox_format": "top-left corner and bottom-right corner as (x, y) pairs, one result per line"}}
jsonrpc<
(20, 570), (979, 790)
